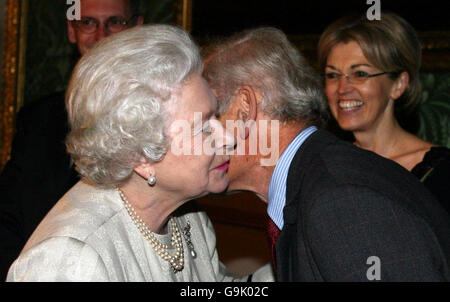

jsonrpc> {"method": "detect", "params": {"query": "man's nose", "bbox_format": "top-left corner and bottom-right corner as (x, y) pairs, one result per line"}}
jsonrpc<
(95, 23), (108, 41)
(223, 126), (236, 153)
(338, 74), (352, 94)
(211, 120), (236, 153)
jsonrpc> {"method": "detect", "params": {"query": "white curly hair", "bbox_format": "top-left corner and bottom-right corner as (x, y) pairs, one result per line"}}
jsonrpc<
(65, 24), (203, 187)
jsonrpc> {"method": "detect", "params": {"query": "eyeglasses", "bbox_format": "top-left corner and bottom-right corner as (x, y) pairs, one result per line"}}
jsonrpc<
(324, 70), (400, 85)
(71, 16), (137, 34)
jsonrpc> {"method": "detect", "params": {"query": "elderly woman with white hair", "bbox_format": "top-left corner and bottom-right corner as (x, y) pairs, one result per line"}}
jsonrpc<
(6, 25), (273, 282)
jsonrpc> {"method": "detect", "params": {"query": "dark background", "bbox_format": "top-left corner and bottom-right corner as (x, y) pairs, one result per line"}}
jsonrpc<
(191, 0), (450, 37)
(23, 0), (450, 108)
(188, 0), (450, 147)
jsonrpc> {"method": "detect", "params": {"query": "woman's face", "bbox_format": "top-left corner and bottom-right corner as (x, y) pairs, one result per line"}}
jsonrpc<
(151, 75), (235, 200)
(324, 41), (399, 133)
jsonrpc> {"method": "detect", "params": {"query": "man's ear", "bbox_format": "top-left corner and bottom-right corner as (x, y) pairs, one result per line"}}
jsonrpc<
(67, 19), (77, 44)
(235, 85), (259, 139)
(236, 85), (258, 122)
(390, 71), (409, 101)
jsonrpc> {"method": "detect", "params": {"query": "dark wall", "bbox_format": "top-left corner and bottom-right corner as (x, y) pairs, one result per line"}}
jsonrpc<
(191, 0), (450, 37)
(0, 2), (5, 95)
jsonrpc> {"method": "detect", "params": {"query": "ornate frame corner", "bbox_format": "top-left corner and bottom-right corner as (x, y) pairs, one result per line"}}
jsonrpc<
(1, 0), (26, 170)
(175, 0), (192, 32)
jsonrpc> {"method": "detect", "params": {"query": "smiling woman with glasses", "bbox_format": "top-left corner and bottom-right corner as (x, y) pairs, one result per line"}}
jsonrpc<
(318, 12), (450, 213)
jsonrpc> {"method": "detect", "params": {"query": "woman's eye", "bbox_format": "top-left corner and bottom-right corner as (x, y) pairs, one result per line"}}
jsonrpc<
(353, 70), (370, 78)
(325, 72), (339, 79)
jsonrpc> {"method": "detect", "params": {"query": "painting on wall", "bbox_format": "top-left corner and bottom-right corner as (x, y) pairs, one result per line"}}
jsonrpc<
(22, 0), (191, 109)
(0, 2), (5, 94)
(0, 0), (192, 169)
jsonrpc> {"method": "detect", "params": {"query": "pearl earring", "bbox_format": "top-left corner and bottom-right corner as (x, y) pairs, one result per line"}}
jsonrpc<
(147, 174), (156, 186)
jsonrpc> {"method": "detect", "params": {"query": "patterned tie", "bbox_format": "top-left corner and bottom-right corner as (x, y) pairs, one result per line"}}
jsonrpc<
(266, 217), (280, 272)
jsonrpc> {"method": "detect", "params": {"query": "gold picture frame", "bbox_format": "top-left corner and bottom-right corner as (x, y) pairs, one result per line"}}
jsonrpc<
(0, 0), (23, 170)
(0, 0), (193, 170)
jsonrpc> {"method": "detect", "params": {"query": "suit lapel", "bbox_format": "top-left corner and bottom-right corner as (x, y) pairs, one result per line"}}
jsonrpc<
(275, 130), (338, 280)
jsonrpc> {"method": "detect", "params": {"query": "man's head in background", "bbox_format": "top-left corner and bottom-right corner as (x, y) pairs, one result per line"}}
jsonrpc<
(67, 0), (143, 55)
(203, 27), (328, 194)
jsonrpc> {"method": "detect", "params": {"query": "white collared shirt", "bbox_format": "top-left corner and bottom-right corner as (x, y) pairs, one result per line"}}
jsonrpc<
(267, 126), (317, 230)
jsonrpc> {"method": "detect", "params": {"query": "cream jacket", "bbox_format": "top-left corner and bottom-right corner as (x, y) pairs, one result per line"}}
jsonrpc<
(7, 180), (273, 282)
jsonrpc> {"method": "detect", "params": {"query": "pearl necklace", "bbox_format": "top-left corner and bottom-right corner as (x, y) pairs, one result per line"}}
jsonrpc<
(118, 189), (184, 272)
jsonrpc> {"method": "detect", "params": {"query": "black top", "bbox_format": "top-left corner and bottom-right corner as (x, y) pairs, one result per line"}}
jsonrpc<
(276, 130), (450, 281)
(412, 146), (450, 214)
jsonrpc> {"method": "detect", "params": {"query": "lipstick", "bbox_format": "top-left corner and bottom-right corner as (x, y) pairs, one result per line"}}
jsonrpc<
(214, 160), (230, 171)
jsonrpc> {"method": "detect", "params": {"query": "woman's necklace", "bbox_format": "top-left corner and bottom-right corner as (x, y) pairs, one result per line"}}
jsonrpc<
(118, 188), (184, 273)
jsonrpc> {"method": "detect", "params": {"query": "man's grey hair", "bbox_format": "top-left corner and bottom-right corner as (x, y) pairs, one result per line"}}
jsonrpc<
(203, 27), (328, 127)
(66, 25), (202, 187)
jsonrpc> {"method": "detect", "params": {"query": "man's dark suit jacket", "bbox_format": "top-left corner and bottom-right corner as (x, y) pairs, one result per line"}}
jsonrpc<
(0, 92), (78, 280)
(276, 130), (450, 281)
